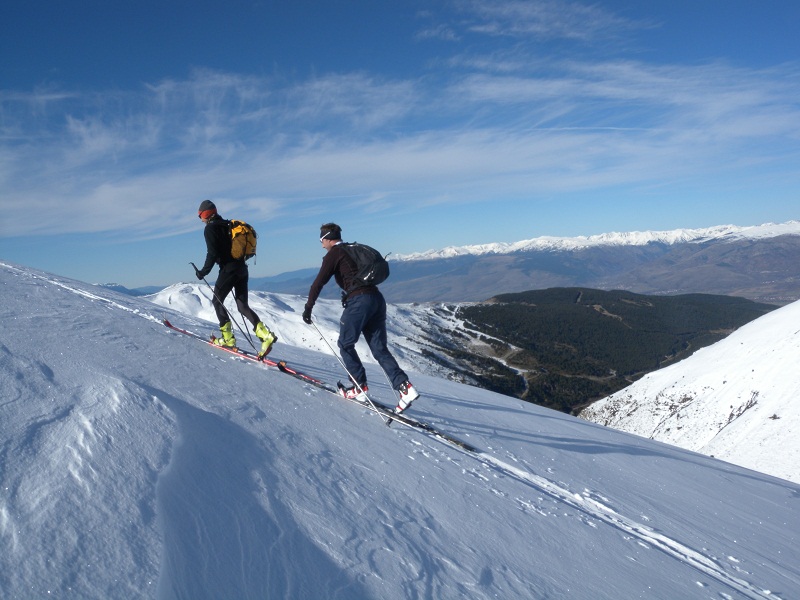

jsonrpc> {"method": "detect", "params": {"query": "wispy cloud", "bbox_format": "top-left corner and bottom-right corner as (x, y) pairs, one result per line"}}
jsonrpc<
(452, 0), (650, 42)
(2, 5), (799, 240)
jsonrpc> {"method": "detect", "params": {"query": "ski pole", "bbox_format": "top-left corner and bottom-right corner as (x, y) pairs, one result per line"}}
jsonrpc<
(310, 320), (389, 424)
(376, 356), (402, 409)
(190, 262), (257, 351)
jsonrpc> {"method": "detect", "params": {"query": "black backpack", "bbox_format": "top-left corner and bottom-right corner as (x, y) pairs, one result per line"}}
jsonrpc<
(341, 242), (390, 290)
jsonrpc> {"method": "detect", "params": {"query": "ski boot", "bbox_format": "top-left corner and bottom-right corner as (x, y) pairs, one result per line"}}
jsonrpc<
(213, 321), (236, 348)
(254, 322), (276, 359)
(395, 381), (419, 413)
(340, 382), (369, 402)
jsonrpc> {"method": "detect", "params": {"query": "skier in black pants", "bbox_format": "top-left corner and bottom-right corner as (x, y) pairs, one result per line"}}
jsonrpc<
(302, 222), (419, 412)
(195, 199), (276, 358)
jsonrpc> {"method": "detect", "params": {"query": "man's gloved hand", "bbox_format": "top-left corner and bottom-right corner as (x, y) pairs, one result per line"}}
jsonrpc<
(190, 262), (207, 281)
(302, 306), (313, 324)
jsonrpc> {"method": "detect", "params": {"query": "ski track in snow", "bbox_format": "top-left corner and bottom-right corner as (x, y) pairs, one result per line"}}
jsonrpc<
(476, 452), (774, 600)
(2, 262), (164, 325)
(288, 347), (785, 595)
(400, 434), (777, 600)
(189, 348), (782, 599)
(1, 262), (789, 599)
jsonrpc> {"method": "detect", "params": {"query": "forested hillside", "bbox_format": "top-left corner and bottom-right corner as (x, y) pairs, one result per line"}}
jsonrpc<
(442, 289), (775, 412)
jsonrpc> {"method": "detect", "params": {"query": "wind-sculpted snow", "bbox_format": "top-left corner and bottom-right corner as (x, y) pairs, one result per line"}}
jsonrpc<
(1, 260), (798, 599)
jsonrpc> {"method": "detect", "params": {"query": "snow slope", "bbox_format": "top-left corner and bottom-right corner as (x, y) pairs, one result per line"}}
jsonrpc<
(1, 260), (799, 599)
(152, 281), (800, 486)
(146, 282), (464, 382)
(581, 299), (800, 484)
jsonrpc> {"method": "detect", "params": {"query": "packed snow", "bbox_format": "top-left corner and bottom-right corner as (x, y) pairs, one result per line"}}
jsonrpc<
(393, 220), (800, 261)
(146, 282), (464, 383)
(152, 279), (800, 486)
(581, 299), (800, 484)
(1, 260), (799, 599)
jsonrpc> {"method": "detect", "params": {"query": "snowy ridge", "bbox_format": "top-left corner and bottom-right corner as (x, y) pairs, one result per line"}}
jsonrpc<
(581, 299), (800, 484)
(148, 283), (800, 483)
(145, 282), (463, 382)
(393, 220), (800, 261)
(1, 260), (799, 599)
(152, 281), (800, 484)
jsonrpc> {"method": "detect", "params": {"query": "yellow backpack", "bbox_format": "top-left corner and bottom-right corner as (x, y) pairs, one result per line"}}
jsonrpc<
(229, 220), (257, 261)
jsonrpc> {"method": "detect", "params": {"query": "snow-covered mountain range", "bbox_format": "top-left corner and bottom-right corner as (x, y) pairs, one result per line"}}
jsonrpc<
(580, 299), (800, 484)
(256, 220), (800, 304)
(393, 221), (800, 261)
(2, 260), (798, 599)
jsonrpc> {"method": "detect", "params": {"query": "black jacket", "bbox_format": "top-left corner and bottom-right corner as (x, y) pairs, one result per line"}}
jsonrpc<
(198, 215), (240, 277)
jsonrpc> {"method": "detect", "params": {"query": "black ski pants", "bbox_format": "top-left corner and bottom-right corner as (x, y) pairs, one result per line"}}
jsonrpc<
(212, 261), (260, 328)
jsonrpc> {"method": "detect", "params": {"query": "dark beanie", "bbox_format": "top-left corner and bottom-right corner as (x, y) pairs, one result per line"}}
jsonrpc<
(198, 199), (216, 212)
(198, 199), (217, 220)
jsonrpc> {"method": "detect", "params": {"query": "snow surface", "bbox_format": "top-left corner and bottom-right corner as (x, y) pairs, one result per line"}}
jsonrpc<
(393, 220), (800, 261)
(581, 299), (800, 485)
(1, 260), (799, 599)
(145, 282), (469, 385)
(151, 279), (800, 486)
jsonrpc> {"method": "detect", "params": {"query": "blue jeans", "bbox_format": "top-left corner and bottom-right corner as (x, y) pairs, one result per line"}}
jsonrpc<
(338, 292), (408, 389)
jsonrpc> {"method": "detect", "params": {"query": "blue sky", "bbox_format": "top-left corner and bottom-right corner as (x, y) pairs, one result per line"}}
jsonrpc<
(2, 0), (799, 288)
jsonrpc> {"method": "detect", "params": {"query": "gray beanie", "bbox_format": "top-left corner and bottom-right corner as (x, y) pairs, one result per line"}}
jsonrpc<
(198, 199), (216, 212)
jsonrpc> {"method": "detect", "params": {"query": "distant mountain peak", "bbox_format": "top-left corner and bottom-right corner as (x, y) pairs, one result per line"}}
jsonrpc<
(394, 220), (800, 262)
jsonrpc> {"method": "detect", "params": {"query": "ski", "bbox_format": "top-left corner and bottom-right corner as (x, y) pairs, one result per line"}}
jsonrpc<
(324, 378), (477, 452)
(304, 373), (478, 452)
(163, 318), (336, 392)
(162, 318), (478, 452)
(336, 380), (399, 427)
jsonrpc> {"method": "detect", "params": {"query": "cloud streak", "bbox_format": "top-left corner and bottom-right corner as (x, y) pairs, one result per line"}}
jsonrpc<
(2, 44), (799, 239)
(456, 0), (647, 42)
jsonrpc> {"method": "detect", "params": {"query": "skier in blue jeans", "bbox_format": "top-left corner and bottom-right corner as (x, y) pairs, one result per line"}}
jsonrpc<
(302, 223), (420, 413)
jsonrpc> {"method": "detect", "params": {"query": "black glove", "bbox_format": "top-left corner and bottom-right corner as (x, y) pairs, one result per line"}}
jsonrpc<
(190, 262), (206, 280)
(302, 306), (313, 324)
